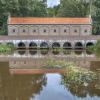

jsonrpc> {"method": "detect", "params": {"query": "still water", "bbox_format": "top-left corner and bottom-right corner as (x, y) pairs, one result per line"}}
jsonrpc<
(0, 50), (100, 100)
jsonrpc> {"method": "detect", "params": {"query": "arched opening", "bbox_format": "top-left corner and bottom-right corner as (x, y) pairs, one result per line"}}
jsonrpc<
(40, 42), (49, 49)
(75, 42), (83, 49)
(74, 50), (83, 55)
(29, 42), (37, 49)
(18, 42), (26, 49)
(52, 50), (60, 55)
(29, 50), (37, 55)
(86, 50), (93, 55)
(86, 42), (94, 48)
(52, 42), (60, 49)
(40, 49), (49, 55)
(63, 50), (71, 55)
(18, 50), (26, 55)
(63, 42), (72, 49)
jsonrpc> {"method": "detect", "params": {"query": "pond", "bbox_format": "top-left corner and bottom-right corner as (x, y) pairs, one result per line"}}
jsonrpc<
(0, 50), (100, 100)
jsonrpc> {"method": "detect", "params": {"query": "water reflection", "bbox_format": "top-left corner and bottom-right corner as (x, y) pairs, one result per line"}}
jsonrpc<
(18, 50), (26, 55)
(0, 49), (100, 100)
(86, 50), (93, 55)
(29, 50), (37, 55)
(63, 50), (71, 55)
(40, 49), (49, 55)
(0, 63), (99, 100)
(0, 63), (46, 100)
(52, 49), (60, 55)
(74, 50), (83, 55)
(62, 74), (100, 98)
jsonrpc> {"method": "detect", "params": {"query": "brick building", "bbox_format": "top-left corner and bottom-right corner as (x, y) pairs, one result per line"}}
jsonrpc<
(8, 17), (92, 36)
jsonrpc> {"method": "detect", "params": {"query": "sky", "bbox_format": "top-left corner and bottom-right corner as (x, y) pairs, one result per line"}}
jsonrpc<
(47, 0), (60, 8)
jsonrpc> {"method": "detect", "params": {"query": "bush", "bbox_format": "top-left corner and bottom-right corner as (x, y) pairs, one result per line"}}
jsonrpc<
(0, 44), (13, 53)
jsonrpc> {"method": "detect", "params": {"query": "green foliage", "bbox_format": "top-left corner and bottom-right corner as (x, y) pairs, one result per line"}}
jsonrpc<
(88, 40), (100, 57)
(57, 0), (90, 17)
(47, 5), (60, 17)
(0, 44), (14, 53)
(0, 0), (47, 35)
(63, 64), (97, 86)
(92, 0), (100, 35)
(0, 0), (100, 35)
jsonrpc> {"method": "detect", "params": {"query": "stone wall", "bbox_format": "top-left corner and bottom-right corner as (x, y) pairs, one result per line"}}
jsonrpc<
(8, 24), (92, 36)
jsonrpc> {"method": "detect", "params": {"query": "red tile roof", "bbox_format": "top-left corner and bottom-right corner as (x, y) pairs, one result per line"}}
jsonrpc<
(8, 17), (91, 25)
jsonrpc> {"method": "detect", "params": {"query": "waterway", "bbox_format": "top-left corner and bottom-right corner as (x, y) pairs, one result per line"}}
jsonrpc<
(0, 50), (100, 100)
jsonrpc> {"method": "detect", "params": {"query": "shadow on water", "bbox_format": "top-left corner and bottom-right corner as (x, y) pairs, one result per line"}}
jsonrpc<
(52, 49), (60, 55)
(18, 50), (26, 55)
(0, 62), (100, 100)
(29, 50), (37, 55)
(74, 50), (83, 55)
(86, 50), (93, 55)
(0, 47), (100, 100)
(40, 49), (49, 55)
(63, 50), (71, 55)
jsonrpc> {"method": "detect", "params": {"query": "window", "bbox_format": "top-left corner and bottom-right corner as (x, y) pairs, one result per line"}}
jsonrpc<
(74, 29), (77, 33)
(44, 29), (46, 33)
(84, 29), (87, 33)
(33, 30), (36, 32)
(13, 29), (15, 32)
(24, 61), (26, 64)
(14, 61), (16, 64)
(54, 29), (56, 33)
(23, 29), (25, 32)
(64, 29), (67, 33)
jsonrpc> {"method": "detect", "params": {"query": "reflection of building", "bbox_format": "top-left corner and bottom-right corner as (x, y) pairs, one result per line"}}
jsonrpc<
(0, 50), (99, 69)
(0, 62), (46, 100)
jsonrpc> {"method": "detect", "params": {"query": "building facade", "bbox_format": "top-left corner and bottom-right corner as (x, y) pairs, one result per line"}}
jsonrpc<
(8, 17), (92, 36)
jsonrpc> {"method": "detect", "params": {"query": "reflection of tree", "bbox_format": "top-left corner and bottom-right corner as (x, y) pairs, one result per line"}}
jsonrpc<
(62, 73), (100, 98)
(0, 62), (47, 100)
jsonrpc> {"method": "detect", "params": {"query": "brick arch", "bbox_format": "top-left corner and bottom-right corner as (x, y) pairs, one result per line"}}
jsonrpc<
(74, 42), (84, 49)
(63, 42), (72, 49)
(29, 42), (37, 49)
(86, 42), (94, 48)
(52, 42), (60, 49)
(17, 42), (26, 49)
(40, 42), (49, 49)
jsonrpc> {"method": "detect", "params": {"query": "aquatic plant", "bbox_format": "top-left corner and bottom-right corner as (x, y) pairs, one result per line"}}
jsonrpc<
(63, 63), (97, 86)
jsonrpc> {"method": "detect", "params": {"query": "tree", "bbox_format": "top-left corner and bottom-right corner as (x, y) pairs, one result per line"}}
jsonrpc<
(57, 0), (90, 17)
(47, 5), (60, 17)
(92, 0), (100, 35)
(0, 0), (47, 35)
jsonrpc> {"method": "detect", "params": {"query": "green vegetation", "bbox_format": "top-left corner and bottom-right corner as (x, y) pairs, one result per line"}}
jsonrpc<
(0, 44), (14, 53)
(0, 0), (47, 35)
(63, 63), (97, 86)
(88, 40), (100, 57)
(44, 59), (97, 85)
(0, 0), (100, 35)
(57, 0), (90, 17)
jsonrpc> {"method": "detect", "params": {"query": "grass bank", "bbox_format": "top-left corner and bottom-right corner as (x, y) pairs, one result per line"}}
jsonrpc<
(0, 44), (14, 53)
(87, 40), (100, 57)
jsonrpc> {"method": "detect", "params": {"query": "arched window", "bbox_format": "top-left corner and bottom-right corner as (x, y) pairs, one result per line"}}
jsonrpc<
(84, 29), (87, 33)
(54, 29), (56, 33)
(44, 29), (46, 33)
(13, 29), (15, 32)
(74, 29), (77, 33)
(23, 29), (26, 32)
(64, 29), (67, 33)
(33, 29), (36, 33)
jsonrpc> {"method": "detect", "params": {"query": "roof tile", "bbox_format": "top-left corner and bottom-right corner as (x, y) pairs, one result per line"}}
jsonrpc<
(8, 17), (91, 24)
